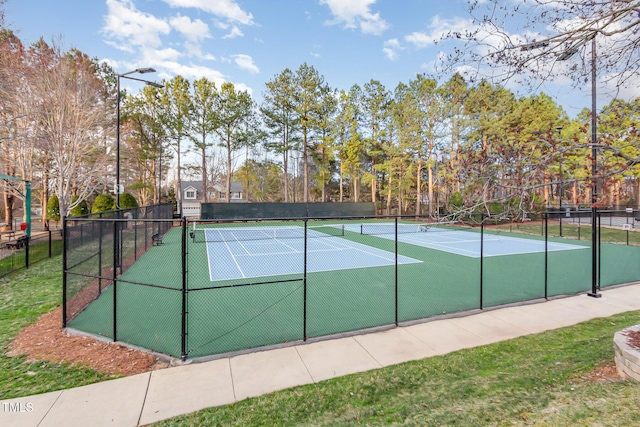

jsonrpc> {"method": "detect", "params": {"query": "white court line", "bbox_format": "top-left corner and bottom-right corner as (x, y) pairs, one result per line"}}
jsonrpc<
(319, 237), (402, 262)
(228, 233), (252, 255)
(204, 233), (214, 281)
(220, 235), (403, 263)
(234, 247), (351, 257)
(409, 239), (480, 256)
(272, 238), (302, 253)
(208, 229), (246, 279)
(226, 237), (380, 258)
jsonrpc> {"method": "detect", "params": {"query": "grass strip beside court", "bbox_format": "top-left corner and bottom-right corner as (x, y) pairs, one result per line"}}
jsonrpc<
(0, 257), (115, 400)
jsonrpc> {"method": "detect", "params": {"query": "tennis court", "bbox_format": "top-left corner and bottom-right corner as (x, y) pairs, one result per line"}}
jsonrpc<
(64, 211), (640, 360)
(194, 224), (421, 281)
(348, 222), (589, 258)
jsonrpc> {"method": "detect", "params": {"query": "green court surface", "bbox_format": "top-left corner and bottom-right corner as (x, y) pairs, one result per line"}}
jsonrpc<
(68, 222), (640, 359)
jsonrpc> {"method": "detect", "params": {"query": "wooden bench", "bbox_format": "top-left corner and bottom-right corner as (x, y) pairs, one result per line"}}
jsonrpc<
(152, 233), (163, 246)
(6, 235), (28, 250)
(0, 230), (16, 241)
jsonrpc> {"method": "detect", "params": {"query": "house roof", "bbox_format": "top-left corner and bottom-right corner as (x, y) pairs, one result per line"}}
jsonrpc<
(180, 180), (243, 195)
(180, 181), (203, 192)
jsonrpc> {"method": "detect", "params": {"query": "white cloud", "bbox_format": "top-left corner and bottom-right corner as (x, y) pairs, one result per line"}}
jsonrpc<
(153, 61), (253, 94)
(183, 41), (216, 60)
(169, 14), (210, 42)
(319, 0), (390, 35)
(231, 54), (260, 74)
(162, 0), (254, 26)
(405, 32), (434, 49)
(159, 61), (226, 83)
(405, 16), (474, 50)
(222, 25), (244, 39)
(142, 47), (183, 62)
(104, 39), (135, 53)
(103, 0), (171, 48)
(383, 38), (402, 61)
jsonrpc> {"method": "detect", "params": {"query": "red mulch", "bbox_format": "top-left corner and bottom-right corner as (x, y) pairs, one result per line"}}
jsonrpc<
(7, 308), (167, 376)
(625, 329), (640, 350)
(8, 308), (640, 382)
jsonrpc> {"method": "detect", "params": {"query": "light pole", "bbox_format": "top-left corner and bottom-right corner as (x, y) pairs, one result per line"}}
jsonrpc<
(557, 34), (600, 297)
(522, 32), (600, 297)
(588, 35), (601, 297)
(555, 126), (564, 209)
(116, 68), (163, 209)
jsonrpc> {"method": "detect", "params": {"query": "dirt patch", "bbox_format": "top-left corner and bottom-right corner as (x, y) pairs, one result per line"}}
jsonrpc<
(7, 308), (167, 376)
(573, 361), (623, 384)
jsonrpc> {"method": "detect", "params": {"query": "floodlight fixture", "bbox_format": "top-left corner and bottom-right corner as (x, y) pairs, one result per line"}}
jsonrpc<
(135, 67), (156, 74)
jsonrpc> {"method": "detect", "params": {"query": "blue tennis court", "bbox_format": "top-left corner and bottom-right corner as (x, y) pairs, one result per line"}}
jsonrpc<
(346, 223), (589, 258)
(202, 226), (421, 281)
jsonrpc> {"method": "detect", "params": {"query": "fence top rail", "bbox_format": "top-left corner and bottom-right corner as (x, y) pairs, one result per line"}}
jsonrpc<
(61, 209), (636, 224)
(63, 203), (174, 219)
(193, 214), (485, 224)
(194, 215), (379, 223)
(63, 217), (177, 223)
(597, 209), (639, 214)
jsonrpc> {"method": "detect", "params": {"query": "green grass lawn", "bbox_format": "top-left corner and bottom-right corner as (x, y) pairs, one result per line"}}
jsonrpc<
(0, 256), (116, 400)
(154, 311), (640, 427)
(495, 221), (640, 245)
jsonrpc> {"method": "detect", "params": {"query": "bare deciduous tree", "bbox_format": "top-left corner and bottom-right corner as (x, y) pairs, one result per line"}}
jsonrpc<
(35, 44), (111, 216)
(442, 0), (640, 91)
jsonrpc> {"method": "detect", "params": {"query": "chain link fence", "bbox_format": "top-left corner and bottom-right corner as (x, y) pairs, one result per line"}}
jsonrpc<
(63, 208), (640, 360)
(0, 230), (61, 278)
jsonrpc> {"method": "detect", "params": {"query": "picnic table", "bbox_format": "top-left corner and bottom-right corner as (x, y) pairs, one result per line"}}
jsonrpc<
(0, 230), (17, 241)
(5, 235), (27, 250)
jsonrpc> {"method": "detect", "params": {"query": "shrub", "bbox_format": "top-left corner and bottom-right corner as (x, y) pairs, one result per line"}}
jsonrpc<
(118, 193), (139, 209)
(448, 191), (463, 212)
(91, 194), (115, 213)
(47, 195), (60, 221)
(69, 196), (90, 217)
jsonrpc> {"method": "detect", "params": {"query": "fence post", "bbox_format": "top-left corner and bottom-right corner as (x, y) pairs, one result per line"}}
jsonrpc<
(98, 221), (103, 294)
(134, 220), (138, 261)
(598, 213), (602, 290)
(62, 217), (68, 328)
(48, 230), (52, 258)
(588, 210), (602, 298)
(181, 217), (188, 361)
(480, 213), (484, 310)
(25, 233), (30, 269)
(395, 216), (398, 326)
(303, 219), (308, 341)
(544, 213), (548, 299)
(113, 220), (118, 342)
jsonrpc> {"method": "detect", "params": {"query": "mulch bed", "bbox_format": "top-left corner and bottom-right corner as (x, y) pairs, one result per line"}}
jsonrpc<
(7, 308), (167, 376)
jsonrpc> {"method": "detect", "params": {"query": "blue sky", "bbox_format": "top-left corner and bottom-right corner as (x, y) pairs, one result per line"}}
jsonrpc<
(4, 0), (632, 117)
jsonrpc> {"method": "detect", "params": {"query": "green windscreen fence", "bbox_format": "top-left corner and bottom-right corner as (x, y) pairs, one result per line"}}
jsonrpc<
(200, 202), (375, 219)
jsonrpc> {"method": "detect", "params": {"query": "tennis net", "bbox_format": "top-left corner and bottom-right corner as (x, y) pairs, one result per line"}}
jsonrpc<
(359, 222), (474, 236)
(191, 223), (345, 243)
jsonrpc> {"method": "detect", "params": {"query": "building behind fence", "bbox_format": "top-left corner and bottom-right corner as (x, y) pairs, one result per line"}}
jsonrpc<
(62, 206), (640, 361)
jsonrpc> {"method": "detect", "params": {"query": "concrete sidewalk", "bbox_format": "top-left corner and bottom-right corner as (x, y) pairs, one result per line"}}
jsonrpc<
(2, 284), (640, 427)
